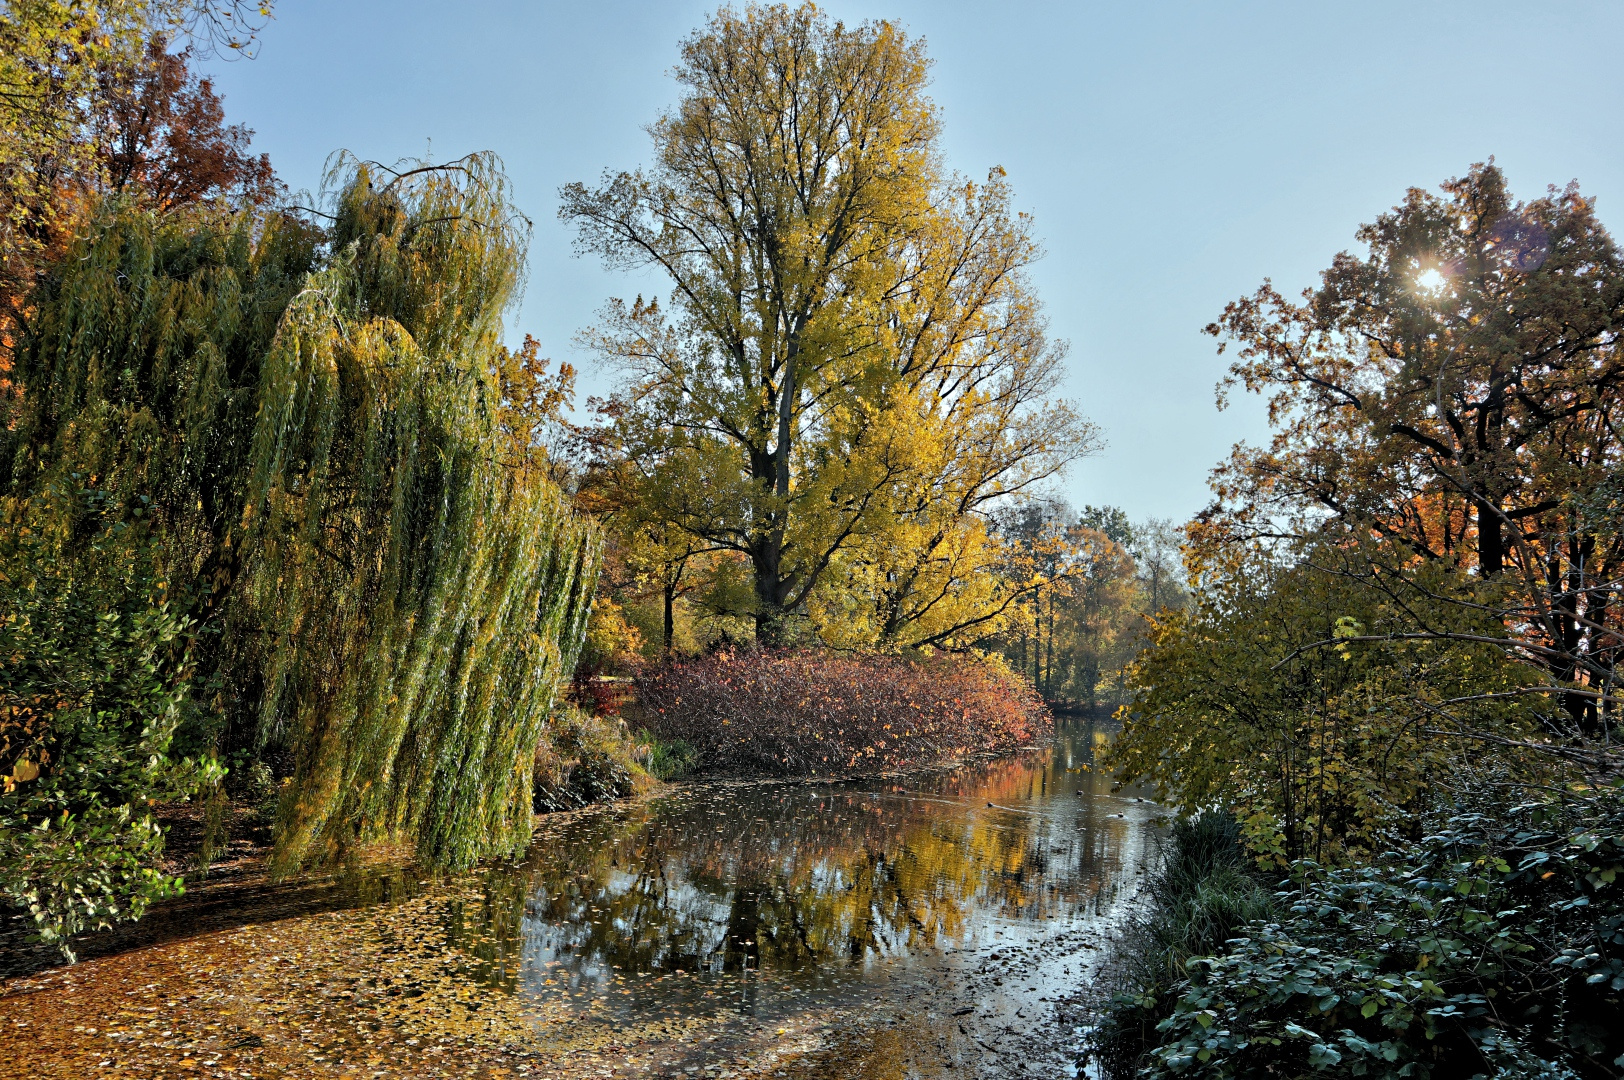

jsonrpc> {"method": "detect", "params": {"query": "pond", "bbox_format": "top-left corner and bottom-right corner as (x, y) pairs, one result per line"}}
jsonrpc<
(463, 717), (1155, 1009)
(1, 718), (1159, 1080)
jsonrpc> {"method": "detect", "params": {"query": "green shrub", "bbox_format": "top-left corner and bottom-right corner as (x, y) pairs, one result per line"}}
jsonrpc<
(0, 495), (221, 958)
(634, 730), (699, 781)
(1100, 793), (1624, 1079)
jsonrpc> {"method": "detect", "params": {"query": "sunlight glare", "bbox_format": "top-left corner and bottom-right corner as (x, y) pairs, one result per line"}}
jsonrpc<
(1415, 267), (1448, 294)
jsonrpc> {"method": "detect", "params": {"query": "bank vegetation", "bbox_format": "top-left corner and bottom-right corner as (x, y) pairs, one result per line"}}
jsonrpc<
(1090, 163), (1624, 1079)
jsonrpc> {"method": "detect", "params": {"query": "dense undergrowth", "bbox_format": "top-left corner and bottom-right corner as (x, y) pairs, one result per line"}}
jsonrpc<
(532, 704), (653, 812)
(633, 647), (1051, 776)
(631, 729), (701, 781)
(1089, 797), (1624, 1079)
(0, 500), (218, 958)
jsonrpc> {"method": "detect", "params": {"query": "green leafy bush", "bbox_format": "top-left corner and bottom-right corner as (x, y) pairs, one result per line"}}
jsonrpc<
(633, 730), (699, 781)
(0, 494), (221, 958)
(1113, 794), (1624, 1079)
(1109, 547), (1548, 868)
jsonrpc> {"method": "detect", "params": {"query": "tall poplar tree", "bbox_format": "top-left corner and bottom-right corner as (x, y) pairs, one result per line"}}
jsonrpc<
(564, 2), (1091, 644)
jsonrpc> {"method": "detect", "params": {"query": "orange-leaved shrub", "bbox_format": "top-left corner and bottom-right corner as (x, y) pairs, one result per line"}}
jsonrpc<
(634, 648), (1051, 775)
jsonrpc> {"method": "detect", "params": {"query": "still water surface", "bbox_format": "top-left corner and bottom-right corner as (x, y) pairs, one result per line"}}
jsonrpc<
(442, 718), (1158, 1025)
(1, 718), (1160, 1080)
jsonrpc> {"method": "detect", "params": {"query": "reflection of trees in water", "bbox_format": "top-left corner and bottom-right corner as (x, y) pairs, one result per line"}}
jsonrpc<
(443, 722), (1136, 981)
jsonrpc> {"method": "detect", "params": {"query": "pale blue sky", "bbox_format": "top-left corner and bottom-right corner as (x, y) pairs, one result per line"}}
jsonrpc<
(203, 1), (1624, 523)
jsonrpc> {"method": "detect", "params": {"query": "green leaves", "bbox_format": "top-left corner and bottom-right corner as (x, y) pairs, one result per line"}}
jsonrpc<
(3, 158), (602, 885)
(1112, 542), (1546, 869)
(1332, 615), (1363, 661)
(247, 157), (601, 874)
(1124, 798), (1624, 1079)
(0, 493), (213, 959)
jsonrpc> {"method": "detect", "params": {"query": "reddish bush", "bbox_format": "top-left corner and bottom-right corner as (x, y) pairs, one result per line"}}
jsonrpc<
(634, 648), (1052, 775)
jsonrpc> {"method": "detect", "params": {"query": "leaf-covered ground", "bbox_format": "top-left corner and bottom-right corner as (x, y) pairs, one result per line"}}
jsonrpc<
(1, 886), (1116, 1080)
(1, 831), (1129, 1080)
(2, 878), (950, 1079)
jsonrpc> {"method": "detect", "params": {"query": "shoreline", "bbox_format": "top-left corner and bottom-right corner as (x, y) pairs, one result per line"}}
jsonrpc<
(1, 737), (1076, 980)
(2, 718), (1149, 1080)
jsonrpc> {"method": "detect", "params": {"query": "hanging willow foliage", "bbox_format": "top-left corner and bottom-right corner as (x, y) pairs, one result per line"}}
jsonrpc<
(244, 156), (600, 872)
(0, 193), (322, 751)
(3, 152), (602, 875)
(0, 196), (319, 569)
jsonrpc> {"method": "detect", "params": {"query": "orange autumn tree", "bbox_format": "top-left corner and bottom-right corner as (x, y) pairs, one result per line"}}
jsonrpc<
(2, 12), (279, 393)
(1113, 163), (1624, 862)
(1205, 162), (1624, 735)
(91, 35), (280, 210)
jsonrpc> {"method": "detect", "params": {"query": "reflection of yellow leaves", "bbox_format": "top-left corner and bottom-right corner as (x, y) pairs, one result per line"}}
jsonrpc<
(10, 731), (1116, 1079)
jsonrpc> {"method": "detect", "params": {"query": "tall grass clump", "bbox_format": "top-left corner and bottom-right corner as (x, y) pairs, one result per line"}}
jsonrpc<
(634, 730), (699, 781)
(532, 704), (651, 812)
(1088, 812), (1277, 1080)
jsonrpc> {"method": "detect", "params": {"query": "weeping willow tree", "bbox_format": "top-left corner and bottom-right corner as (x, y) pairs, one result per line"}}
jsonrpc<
(0, 192), (319, 588)
(244, 156), (600, 871)
(0, 185), (323, 764)
(2, 152), (601, 878)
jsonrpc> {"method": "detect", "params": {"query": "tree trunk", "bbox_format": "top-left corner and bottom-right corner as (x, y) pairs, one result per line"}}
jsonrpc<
(1044, 593), (1056, 696)
(663, 580), (676, 654)
(752, 559), (787, 646)
(1475, 497), (1504, 577)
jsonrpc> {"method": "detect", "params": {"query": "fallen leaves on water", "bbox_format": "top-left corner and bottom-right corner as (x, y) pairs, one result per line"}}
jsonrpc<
(0, 878), (968, 1080)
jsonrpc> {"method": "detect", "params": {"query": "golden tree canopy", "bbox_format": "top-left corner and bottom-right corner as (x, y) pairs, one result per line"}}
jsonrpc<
(565, 2), (1094, 646)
